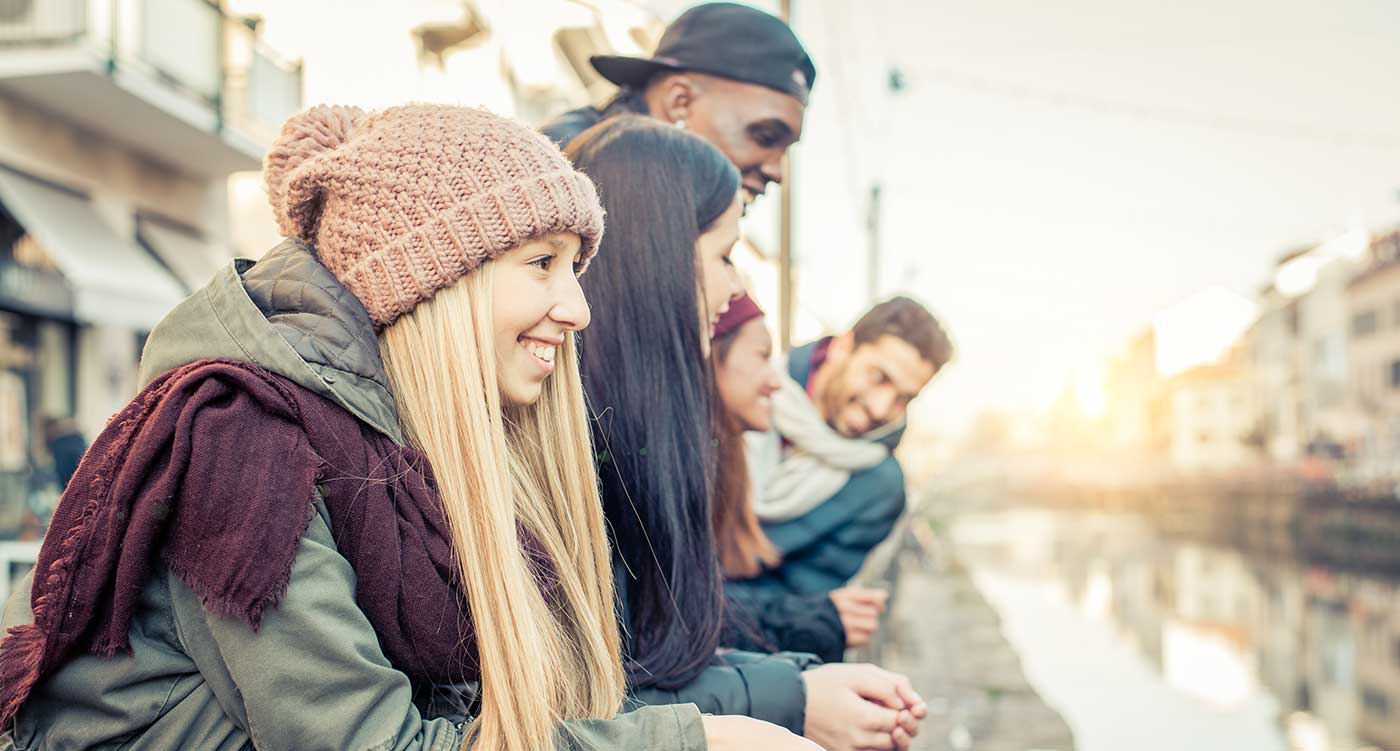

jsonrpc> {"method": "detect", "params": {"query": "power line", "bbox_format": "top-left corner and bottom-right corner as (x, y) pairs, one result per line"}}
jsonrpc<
(906, 64), (1400, 151)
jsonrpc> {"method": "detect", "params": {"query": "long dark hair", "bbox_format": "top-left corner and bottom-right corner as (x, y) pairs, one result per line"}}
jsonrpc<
(567, 116), (740, 690)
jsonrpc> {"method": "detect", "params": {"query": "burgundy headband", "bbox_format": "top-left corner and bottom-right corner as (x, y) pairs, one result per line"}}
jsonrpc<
(713, 294), (765, 340)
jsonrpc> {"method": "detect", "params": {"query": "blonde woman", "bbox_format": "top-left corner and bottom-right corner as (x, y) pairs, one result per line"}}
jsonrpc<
(0, 105), (815, 751)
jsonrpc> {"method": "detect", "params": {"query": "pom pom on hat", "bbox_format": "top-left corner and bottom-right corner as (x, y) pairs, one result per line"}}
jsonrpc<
(263, 105), (366, 243)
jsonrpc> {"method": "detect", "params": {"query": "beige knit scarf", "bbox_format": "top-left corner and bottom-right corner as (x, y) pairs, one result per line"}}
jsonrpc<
(746, 354), (899, 523)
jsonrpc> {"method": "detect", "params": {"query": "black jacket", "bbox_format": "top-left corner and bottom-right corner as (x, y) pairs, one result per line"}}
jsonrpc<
(615, 555), (813, 734)
(47, 432), (86, 490)
(540, 92), (647, 150)
(724, 583), (846, 664)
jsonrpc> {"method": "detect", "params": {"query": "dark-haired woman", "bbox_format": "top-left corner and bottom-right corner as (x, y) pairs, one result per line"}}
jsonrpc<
(568, 115), (925, 751)
(712, 296), (890, 664)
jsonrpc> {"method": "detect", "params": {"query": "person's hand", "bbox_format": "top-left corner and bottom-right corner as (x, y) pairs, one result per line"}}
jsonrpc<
(702, 714), (824, 751)
(801, 663), (926, 751)
(829, 587), (888, 648)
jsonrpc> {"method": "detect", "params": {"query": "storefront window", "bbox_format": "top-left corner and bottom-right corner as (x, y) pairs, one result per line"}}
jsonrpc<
(1, 197), (76, 543)
(0, 311), (37, 539)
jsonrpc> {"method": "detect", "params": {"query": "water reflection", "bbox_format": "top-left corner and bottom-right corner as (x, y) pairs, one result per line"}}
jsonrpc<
(953, 509), (1397, 751)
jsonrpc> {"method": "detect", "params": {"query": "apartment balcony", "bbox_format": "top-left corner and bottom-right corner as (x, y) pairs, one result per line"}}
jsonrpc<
(0, 0), (302, 178)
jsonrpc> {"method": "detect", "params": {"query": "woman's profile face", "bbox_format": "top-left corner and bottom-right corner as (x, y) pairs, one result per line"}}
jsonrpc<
(491, 232), (590, 406)
(694, 195), (744, 356)
(717, 318), (782, 432)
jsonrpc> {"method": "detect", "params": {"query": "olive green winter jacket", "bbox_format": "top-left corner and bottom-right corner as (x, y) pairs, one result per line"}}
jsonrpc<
(0, 239), (710, 751)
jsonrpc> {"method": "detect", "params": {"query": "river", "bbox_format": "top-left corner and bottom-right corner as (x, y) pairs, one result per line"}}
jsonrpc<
(951, 509), (1400, 751)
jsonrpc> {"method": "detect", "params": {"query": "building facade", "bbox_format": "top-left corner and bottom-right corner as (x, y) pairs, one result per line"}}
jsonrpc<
(1166, 350), (1258, 473)
(0, 0), (300, 538)
(1345, 230), (1400, 485)
(1103, 329), (1164, 457)
(1297, 252), (1367, 457)
(1245, 282), (1304, 464)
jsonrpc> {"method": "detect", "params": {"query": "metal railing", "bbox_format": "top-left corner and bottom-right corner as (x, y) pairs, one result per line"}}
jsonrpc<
(136, 0), (222, 103)
(0, 0), (86, 45)
(222, 24), (303, 143)
(0, 0), (302, 143)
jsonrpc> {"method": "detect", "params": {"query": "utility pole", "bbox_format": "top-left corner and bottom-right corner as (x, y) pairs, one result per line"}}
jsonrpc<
(778, 0), (795, 351)
(866, 182), (881, 303)
(867, 67), (905, 305)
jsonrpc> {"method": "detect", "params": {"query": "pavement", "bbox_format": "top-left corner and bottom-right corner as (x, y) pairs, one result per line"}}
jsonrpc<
(851, 517), (1076, 751)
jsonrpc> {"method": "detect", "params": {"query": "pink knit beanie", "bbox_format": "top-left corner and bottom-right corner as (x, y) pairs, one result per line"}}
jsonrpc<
(263, 104), (604, 328)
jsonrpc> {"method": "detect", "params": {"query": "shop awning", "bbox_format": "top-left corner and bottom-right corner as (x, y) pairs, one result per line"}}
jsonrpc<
(0, 168), (186, 330)
(137, 215), (230, 293)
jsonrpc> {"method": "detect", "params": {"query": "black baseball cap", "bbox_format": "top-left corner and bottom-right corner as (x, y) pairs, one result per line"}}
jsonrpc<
(590, 3), (817, 105)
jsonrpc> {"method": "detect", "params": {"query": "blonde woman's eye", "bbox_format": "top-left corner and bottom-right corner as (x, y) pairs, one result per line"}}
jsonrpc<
(531, 256), (552, 271)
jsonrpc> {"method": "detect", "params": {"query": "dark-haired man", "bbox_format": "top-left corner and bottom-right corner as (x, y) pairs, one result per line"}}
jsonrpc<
(541, 2), (814, 204)
(744, 297), (953, 595)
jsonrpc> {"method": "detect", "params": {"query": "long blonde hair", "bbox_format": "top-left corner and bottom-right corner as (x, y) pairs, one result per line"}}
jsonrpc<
(378, 263), (624, 751)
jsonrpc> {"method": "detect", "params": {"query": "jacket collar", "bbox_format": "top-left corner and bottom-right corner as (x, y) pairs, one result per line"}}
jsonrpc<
(138, 239), (404, 445)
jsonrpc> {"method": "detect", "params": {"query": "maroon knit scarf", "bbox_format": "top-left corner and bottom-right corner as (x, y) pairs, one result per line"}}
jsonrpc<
(0, 358), (546, 728)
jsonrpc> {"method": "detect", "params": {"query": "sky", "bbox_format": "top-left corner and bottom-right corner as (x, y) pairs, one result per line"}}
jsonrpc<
(230, 0), (1400, 437)
(777, 0), (1400, 435)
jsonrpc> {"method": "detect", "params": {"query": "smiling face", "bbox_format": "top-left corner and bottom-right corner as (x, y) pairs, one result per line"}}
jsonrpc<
(716, 317), (782, 432)
(816, 333), (938, 437)
(491, 232), (591, 406)
(683, 76), (805, 204)
(694, 195), (744, 354)
(649, 73), (806, 205)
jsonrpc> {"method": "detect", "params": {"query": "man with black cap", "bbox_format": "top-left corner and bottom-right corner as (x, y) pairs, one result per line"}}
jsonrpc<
(548, 14), (934, 750)
(541, 2), (815, 203)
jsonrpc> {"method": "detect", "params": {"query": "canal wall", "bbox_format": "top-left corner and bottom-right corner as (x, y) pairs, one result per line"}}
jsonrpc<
(853, 516), (1076, 751)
